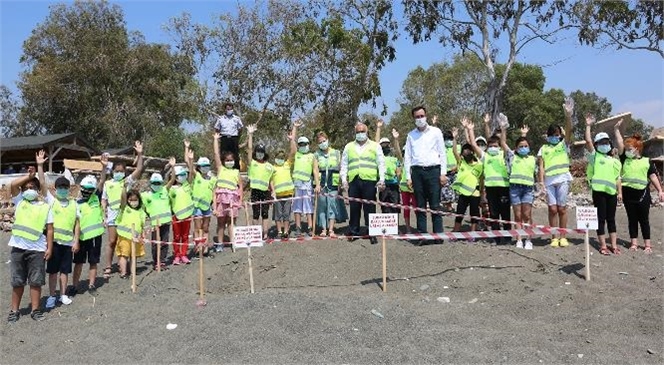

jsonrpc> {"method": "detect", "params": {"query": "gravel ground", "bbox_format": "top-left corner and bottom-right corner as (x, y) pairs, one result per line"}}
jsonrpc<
(1, 206), (662, 364)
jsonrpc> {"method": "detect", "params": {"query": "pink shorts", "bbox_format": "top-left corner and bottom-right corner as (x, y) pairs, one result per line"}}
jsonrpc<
(214, 189), (240, 218)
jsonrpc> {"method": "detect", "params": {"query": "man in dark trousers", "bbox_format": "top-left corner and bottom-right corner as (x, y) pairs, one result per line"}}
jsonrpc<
(212, 102), (244, 169)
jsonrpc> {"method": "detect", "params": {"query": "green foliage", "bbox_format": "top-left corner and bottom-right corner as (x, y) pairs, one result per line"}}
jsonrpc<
(14, 0), (199, 148)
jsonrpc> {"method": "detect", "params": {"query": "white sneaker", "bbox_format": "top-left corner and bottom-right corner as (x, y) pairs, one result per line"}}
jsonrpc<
(515, 240), (523, 249)
(59, 295), (73, 305)
(524, 240), (533, 250)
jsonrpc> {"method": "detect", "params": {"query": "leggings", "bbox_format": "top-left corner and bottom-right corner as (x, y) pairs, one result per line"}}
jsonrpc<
(624, 199), (651, 239)
(455, 195), (480, 224)
(486, 186), (511, 230)
(172, 216), (191, 258)
(592, 190), (617, 236)
(401, 192), (416, 221)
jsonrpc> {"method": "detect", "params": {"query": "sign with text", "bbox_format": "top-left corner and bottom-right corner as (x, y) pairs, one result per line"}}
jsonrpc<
(233, 225), (264, 248)
(576, 206), (598, 230)
(369, 213), (398, 236)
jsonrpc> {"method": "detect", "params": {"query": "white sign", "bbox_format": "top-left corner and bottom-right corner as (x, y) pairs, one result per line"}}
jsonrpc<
(369, 213), (398, 236)
(576, 206), (598, 230)
(233, 225), (264, 248)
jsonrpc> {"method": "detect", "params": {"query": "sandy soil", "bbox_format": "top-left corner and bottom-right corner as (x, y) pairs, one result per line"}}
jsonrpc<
(1, 206), (662, 364)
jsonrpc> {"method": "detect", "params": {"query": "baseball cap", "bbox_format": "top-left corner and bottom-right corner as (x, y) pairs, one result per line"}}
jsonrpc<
(196, 157), (210, 166)
(297, 137), (309, 144)
(174, 166), (188, 176)
(594, 132), (610, 143)
(80, 175), (97, 189)
(475, 136), (487, 145)
(150, 173), (164, 183)
(379, 138), (391, 144)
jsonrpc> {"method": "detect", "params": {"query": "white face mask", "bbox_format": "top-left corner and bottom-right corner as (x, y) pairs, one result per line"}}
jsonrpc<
(22, 189), (39, 201)
(319, 141), (329, 150)
(625, 149), (637, 159)
(487, 147), (500, 156)
(224, 161), (235, 169)
(255, 152), (265, 160)
(298, 146), (309, 154)
(274, 159), (285, 166)
(128, 200), (139, 209)
(176, 175), (187, 183)
(415, 117), (427, 128)
(355, 132), (367, 142)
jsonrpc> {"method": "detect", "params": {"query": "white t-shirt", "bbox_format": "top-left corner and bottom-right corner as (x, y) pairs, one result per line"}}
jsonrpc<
(537, 144), (572, 186)
(8, 192), (54, 252)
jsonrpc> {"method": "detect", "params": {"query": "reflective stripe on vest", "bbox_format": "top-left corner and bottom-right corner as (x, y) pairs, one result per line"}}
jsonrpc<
(317, 149), (341, 187)
(541, 142), (570, 177)
(272, 163), (294, 194)
(12, 200), (50, 241)
(587, 153), (619, 194)
(509, 155), (536, 186)
(117, 206), (145, 239)
(79, 195), (104, 240)
(399, 168), (412, 192)
(192, 173), (214, 210)
(453, 160), (482, 197)
(216, 167), (240, 189)
(104, 180), (124, 210)
(248, 160), (273, 191)
(52, 199), (77, 242)
(346, 141), (378, 182)
(483, 151), (509, 187)
(621, 157), (649, 190)
(142, 190), (172, 226)
(293, 153), (314, 182)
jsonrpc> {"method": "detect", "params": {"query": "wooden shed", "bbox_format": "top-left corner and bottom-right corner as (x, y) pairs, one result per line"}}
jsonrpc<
(1, 133), (100, 173)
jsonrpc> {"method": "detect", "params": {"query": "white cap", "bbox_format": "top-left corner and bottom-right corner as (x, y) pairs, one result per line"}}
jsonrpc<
(379, 138), (391, 144)
(297, 136), (309, 144)
(174, 166), (188, 176)
(149, 173), (164, 183)
(594, 132), (610, 143)
(196, 157), (210, 166)
(475, 136), (487, 144)
(80, 175), (97, 189)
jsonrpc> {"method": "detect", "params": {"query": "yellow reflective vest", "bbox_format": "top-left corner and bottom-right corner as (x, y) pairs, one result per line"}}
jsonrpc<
(540, 142), (570, 177)
(587, 152), (621, 195)
(12, 200), (50, 242)
(79, 195), (104, 240)
(52, 199), (77, 243)
(621, 157), (650, 190)
(116, 206), (147, 240)
(346, 141), (379, 182)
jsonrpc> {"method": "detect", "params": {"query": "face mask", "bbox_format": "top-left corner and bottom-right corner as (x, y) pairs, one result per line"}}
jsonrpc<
(113, 172), (125, 181)
(415, 117), (427, 128)
(255, 152), (265, 160)
(151, 184), (162, 192)
(298, 146), (309, 154)
(128, 201), (139, 209)
(382, 147), (391, 155)
(597, 144), (611, 154)
(445, 140), (453, 148)
(479, 145), (486, 152)
(56, 188), (69, 199)
(275, 159), (285, 166)
(319, 141), (329, 150)
(226, 110), (233, 116)
(23, 189), (38, 201)
(81, 190), (95, 199)
(176, 175), (187, 183)
(516, 146), (530, 156)
(625, 150), (636, 159)
(547, 136), (561, 145)
(487, 147), (500, 156)
(355, 132), (367, 142)
(200, 166), (210, 174)
(463, 154), (474, 162)
(224, 161), (235, 169)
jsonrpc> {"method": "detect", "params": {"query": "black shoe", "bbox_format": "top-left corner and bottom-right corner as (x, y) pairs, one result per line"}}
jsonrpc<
(7, 310), (19, 323)
(88, 285), (98, 296)
(66, 286), (78, 297)
(30, 309), (46, 321)
(369, 237), (378, 245)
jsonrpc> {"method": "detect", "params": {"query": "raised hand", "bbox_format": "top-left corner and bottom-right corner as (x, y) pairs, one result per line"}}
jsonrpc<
(213, 132), (221, 140)
(184, 139), (191, 149)
(134, 141), (143, 154)
(293, 119), (303, 128)
(168, 157), (176, 167)
(246, 124), (257, 134)
(497, 113), (509, 129)
(563, 97), (575, 116)
(451, 127), (459, 139)
(36, 150), (47, 165)
(585, 113), (596, 126)
(391, 128), (399, 139)
(187, 148), (194, 161)
(483, 113), (491, 125)
(614, 118), (623, 130)
(100, 152), (109, 168)
(286, 129), (294, 141)
(376, 119), (384, 128)
(461, 116), (473, 130)
(27, 166), (36, 178)
(432, 115), (439, 125)
(520, 125), (530, 135)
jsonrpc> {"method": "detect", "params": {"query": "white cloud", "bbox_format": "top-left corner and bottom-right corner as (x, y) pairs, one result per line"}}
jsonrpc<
(616, 100), (663, 127)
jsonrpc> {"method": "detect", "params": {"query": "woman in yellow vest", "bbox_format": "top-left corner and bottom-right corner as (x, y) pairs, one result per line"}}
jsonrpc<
(314, 131), (343, 237)
(290, 120), (321, 237)
(537, 99), (574, 247)
(213, 133), (243, 250)
(271, 148), (295, 239)
(450, 128), (484, 235)
(168, 153), (195, 265)
(246, 124), (275, 240)
(584, 114), (623, 255)
(619, 131), (664, 253)
(499, 123), (536, 250)
(115, 189), (147, 278)
(141, 172), (173, 269)
(188, 143), (215, 255)
(7, 150), (52, 322)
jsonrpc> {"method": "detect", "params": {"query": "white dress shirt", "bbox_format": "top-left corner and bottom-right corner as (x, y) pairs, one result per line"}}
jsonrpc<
(214, 114), (243, 136)
(404, 125), (447, 180)
(340, 141), (386, 184)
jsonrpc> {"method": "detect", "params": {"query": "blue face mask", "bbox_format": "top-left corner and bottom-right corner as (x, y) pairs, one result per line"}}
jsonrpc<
(355, 132), (368, 142)
(113, 172), (125, 181)
(516, 146), (530, 156)
(597, 144), (611, 154)
(547, 136), (561, 145)
(22, 189), (38, 201)
(56, 188), (69, 199)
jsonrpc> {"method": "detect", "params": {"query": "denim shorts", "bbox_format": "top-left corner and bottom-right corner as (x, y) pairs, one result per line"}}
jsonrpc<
(509, 184), (534, 205)
(546, 181), (570, 206)
(193, 207), (212, 217)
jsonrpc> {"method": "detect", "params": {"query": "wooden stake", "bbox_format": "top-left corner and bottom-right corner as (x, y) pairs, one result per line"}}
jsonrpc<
(155, 219), (161, 273)
(131, 224), (137, 293)
(382, 235), (387, 292)
(248, 245), (255, 294)
(230, 210), (236, 253)
(312, 191), (318, 236)
(244, 201), (250, 227)
(198, 229), (205, 300)
(584, 228), (591, 281)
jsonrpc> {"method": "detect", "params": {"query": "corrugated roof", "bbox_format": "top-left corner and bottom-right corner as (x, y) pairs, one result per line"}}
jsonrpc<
(1, 133), (75, 151)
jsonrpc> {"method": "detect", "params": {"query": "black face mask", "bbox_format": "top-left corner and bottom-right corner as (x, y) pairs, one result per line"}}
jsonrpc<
(81, 190), (95, 199)
(382, 147), (391, 155)
(463, 154), (474, 162)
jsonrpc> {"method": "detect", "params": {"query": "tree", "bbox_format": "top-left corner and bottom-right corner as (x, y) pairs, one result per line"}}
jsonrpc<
(0, 85), (31, 137)
(571, 0), (663, 58)
(18, 0), (198, 148)
(403, 1), (571, 133)
(567, 91), (612, 140)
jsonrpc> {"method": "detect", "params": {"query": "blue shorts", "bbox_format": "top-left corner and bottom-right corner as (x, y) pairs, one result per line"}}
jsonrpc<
(193, 207), (212, 218)
(509, 184), (534, 205)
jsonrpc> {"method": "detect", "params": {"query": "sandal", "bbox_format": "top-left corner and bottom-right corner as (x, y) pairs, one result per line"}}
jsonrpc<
(103, 267), (112, 280)
(7, 310), (19, 323)
(644, 245), (653, 254)
(329, 232), (338, 239)
(119, 274), (128, 279)
(319, 231), (327, 237)
(30, 309), (46, 321)
(610, 246), (622, 255)
(629, 244), (639, 252)
(599, 246), (611, 256)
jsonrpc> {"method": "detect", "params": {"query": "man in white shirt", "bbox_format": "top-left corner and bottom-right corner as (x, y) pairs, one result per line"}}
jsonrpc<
(404, 106), (448, 236)
(340, 122), (386, 240)
(212, 102), (244, 169)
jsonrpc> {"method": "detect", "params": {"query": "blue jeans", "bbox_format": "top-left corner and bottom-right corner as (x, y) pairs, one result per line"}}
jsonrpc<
(411, 165), (443, 233)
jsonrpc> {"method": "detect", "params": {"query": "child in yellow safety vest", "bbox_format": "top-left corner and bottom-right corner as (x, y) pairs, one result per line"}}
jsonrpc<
(7, 150), (52, 323)
(115, 189), (147, 278)
(451, 127), (484, 236)
(45, 177), (81, 310)
(141, 172), (173, 270)
(271, 149), (295, 239)
(246, 124), (275, 240)
(290, 120), (321, 237)
(189, 149), (215, 255)
(213, 133), (243, 250)
(168, 152), (195, 265)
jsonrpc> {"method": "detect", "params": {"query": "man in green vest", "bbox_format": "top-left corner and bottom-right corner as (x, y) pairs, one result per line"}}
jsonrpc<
(340, 122), (386, 241)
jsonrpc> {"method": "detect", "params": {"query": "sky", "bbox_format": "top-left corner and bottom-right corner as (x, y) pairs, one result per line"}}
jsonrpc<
(1, 0), (663, 129)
